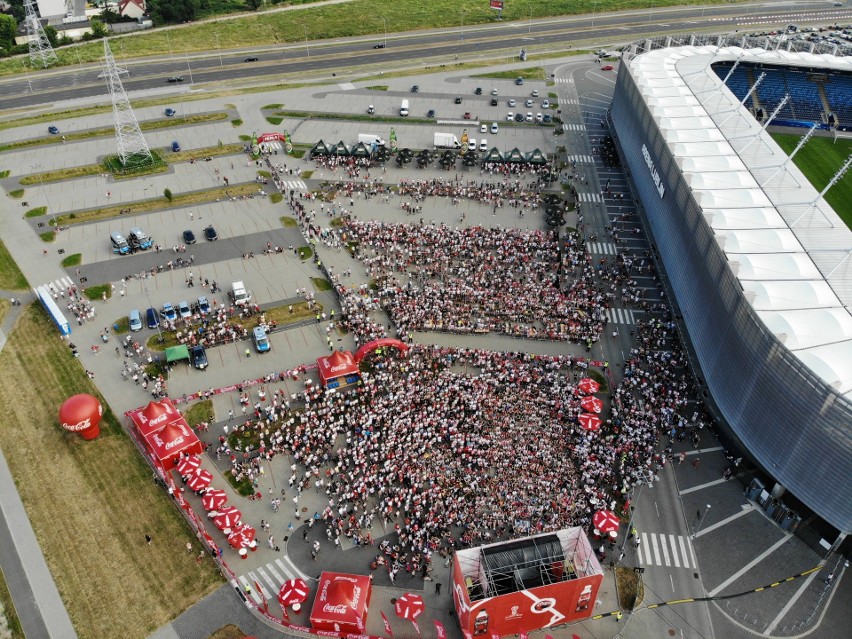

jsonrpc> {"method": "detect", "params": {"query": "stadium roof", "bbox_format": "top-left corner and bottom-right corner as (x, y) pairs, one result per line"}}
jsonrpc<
(629, 44), (852, 399)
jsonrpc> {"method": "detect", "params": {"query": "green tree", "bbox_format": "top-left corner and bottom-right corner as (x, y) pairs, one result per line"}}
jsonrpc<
(43, 25), (58, 47)
(100, 5), (121, 24)
(245, 0), (262, 9)
(147, 0), (198, 25)
(0, 14), (17, 51)
(90, 18), (108, 38)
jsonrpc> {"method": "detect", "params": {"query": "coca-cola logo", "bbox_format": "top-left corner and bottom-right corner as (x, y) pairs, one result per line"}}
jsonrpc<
(330, 362), (351, 373)
(165, 436), (185, 450)
(323, 604), (349, 615)
(63, 417), (92, 432)
(148, 412), (169, 427)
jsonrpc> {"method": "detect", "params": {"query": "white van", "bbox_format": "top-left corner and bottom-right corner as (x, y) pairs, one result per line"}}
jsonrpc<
(400, 99), (410, 116)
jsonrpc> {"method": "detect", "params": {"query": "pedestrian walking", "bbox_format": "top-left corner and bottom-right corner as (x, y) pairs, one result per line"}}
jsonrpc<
(145, 534), (152, 545)
(435, 582), (442, 595)
(692, 457), (701, 469)
(679, 451), (686, 464)
(186, 542), (192, 553)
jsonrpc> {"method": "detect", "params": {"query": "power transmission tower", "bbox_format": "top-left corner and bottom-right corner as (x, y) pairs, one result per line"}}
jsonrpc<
(99, 39), (153, 167)
(24, 0), (58, 68)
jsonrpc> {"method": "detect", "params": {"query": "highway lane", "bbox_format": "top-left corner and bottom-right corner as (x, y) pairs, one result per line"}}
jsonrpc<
(2, 2), (850, 111)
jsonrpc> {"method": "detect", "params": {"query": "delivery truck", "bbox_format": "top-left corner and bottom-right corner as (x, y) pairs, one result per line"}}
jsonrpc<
(433, 132), (461, 149)
(358, 133), (386, 147)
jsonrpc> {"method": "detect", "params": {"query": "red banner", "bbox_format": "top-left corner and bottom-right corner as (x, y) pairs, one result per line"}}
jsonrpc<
(434, 621), (446, 639)
(381, 611), (393, 638)
(490, 0), (504, 9)
(412, 621), (421, 637)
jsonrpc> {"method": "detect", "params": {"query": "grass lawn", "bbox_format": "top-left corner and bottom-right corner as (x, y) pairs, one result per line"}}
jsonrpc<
(615, 566), (644, 610)
(84, 284), (111, 301)
(280, 216), (298, 227)
(184, 400), (214, 428)
(0, 1), (718, 76)
(8, 189), (24, 199)
(60, 253), (82, 268)
(0, 566), (23, 639)
(311, 277), (333, 291)
(0, 305), (222, 639)
(54, 182), (261, 227)
(0, 240), (28, 290)
(474, 66), (546, 80)
(270, 193), (283, 204)
(771, 133), (852, 230)
(0, 299), (9, 327)
(24, 206), (47, 217)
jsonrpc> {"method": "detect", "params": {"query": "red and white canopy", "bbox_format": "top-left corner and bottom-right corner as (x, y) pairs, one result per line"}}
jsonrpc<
(593, 509), (620, 534)
(143, 419), (203, 467)
(176, 455), (201, 476)
(201, 488), (228, 511)
(278, 578), (310, 607)
(578, 413), (602, 432)
(580, 396), (603, 414)
(394, 592), (425, 621)
(227, 524), (256, 549)
(186, 467), (213, 492)
(577, 377), (601, 395)
(317, 350), (359, 386)
(214, 506), (242, 530)
(310, 571), (372, 634)
(128, 398), (181, 437)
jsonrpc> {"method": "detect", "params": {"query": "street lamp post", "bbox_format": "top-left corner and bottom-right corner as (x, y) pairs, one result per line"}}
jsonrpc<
(529, 2), (533, 35)
(32, 163), (56, 228)
(591, 0), (598, 28)
(185, 52), (194, 85)
(214, 32), (224, 71)
(460, 11), (465, 41)
(693, 504), (711, 539)
(303, 25), (310, 60)
(20, 59), (33, 93)
(381, 16), (387, 48)
(166, 32), (174, 61)
(75, 45), (83, 70)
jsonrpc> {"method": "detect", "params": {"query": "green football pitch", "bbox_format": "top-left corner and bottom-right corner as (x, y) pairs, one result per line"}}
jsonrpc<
(771, 133), (852, 231)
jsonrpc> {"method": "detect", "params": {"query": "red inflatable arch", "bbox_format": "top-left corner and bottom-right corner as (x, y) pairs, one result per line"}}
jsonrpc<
(353, 338), (409, 363)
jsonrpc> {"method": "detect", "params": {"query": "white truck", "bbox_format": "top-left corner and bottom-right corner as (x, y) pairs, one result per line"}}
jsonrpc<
(400, 99), (410, 117)
(229, 281), (251, 306)
(433, 132), (461, 149)
(358, 133), (386, 147)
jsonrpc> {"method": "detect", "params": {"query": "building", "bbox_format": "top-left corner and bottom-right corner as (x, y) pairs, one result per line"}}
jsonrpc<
(117, 0), (145, 20)
(608, 37), (852, 543)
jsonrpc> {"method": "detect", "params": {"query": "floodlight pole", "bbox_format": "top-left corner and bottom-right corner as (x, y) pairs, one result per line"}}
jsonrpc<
(381, 17), (387, 48)
(185, 52), (194, 85)
(32, 163), (56, 228)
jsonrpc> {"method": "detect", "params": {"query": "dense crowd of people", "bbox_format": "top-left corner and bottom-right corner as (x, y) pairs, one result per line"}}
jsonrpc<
(336, 219), (606, 343)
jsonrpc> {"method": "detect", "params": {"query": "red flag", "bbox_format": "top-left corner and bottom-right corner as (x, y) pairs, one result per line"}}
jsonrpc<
(254, 579), (268, 614)
(434, 620), (447, 639)
(412, 620), (421, 637)
(520, 634), (528, 639)
(381, 611), (393, 638)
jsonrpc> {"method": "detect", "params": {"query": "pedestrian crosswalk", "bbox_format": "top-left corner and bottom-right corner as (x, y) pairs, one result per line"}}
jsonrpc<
(280, 180), (308, 193)
(562, 98), (580, 104)
(261, 141), (282, 152)
(638, 532), (695, 569)
(232, 555), (311, 606)
(562, 124), (586, 132)
(38, 276), (75, 293)
(554, 78), (574, 84)
(606, 307), (636, 325)
(587, 242), (618, 255)
(577, 192), (603, 203)
(567, 154), (595, 164)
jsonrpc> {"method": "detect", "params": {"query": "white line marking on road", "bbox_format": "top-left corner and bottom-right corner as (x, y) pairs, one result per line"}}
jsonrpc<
(679, 478), (728, 495)
(679, 536), (690, 569)
(651, 532), (661, 566)
(708, 535), (792, 597)
(660, 534), (671, 566)
(694, 505), (755, 539)
(670, 534), (680, 568)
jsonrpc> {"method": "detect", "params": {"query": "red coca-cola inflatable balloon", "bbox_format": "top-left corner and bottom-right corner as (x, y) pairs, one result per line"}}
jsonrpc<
(59, 394), (102, 440)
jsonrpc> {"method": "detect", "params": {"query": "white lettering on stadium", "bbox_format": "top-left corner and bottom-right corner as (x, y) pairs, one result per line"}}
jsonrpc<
(642, 143), (665, 199)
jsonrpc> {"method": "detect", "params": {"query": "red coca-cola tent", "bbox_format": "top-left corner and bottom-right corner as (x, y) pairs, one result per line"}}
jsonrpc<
(128, 399), (181, 437)
(143, 419), (203, 468)
(310, 571), (372, 634)
(316, 350), (360, 388)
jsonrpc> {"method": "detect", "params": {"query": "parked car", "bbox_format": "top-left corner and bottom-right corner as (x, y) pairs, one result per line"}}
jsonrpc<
(507, 112), (514, 121)
(253, 326), (271, 353)
(531, 89), (540, 97)
(490, 98), (498, 106)
(474, 87), (482, 95)
(601, 65), (614, 71)
(515, 77), (524, 85)
(161, 303), (177, 321)
(182, 229), (196, 244)
(491, 122), (499, 134)
(244, 56), (259, 62)
(543, 114), (553, 123)
(541, 99), (550, 109)
(463, 112), (472, 119)
(146, 307), (160, 329)
(491, 88), (498, 95)
(480, 123), (488, 133)
(508, 99), (516, 107)
(48, 125), (59, 134)
(204, 226), (218, 241)
(515, 113), (525, 122)
(479, 139), (488, 151)
(526, 112), (533, 122)
(525, 99), (534, 107)
(535, 113), (543, 123)
(171, 140), (181, 152)
(468, 138), (477, 151)
(367, 105), (375, 114)
(167, 76), (184, 83)
(427, 109), (436, 118)
(164, 108), (175, 117)
(455, 96), (462, 104)
(128, 309), (142, 332)
(178, 301), (192, 319)
(197, 296), (210, 315)
(190, 345), (208, 370)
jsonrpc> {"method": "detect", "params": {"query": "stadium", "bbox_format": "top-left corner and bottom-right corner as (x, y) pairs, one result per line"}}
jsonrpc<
(607, 35), (852, 544)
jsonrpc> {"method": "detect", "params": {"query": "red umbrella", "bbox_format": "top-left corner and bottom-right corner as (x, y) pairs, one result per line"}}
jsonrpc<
(394, 592), (425, 621)
(228, 524), (256, 549)
(177, 455), (201, 476)
(278, 578), (309, 607)
(593, 509), (620, 534)
(214, 506), (242, 530)
(577, 377), (600, 395)
(186, 468), (213, 492)
(201, 488), (228, 511)
(580, 396), (603, 414)
(578, 413), (602, 432)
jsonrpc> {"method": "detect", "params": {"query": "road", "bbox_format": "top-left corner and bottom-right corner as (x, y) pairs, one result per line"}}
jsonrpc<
(2, 1), (850, 111)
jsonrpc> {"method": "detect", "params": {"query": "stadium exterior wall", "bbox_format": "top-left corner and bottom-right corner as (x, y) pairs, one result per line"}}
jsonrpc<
(609, 66), (852, 535)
